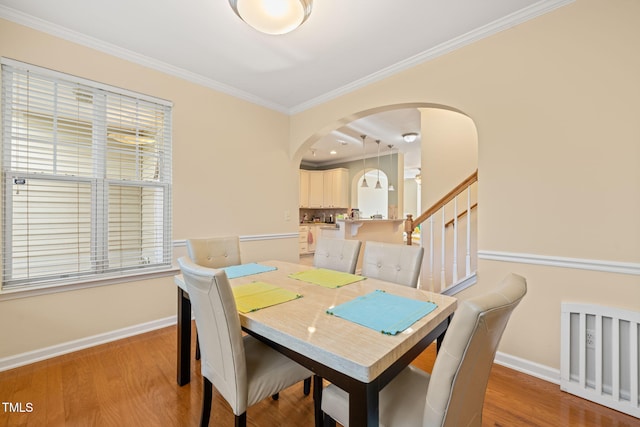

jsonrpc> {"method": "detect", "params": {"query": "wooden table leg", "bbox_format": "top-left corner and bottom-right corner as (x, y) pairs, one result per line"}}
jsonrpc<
(177, 287), (191, 386)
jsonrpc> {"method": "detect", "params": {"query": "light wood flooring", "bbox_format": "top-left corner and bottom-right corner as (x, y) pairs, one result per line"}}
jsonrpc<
(1, 323), (637, 426)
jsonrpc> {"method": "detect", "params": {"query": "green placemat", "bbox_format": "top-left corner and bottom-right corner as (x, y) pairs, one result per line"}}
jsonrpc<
(288, 268), (366, 288)
(232, 282), (301, 313)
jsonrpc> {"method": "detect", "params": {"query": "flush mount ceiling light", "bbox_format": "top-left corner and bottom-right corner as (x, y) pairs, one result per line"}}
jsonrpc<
(402, 132), (419, 143)
(229, 0), (313, 35)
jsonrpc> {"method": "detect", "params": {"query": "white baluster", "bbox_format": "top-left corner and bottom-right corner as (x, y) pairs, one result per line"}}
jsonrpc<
(452, 197), (458, 283)
(466, 185), (471, 277)
(440, 208), (446, 288)
(429, 215), (434, 292)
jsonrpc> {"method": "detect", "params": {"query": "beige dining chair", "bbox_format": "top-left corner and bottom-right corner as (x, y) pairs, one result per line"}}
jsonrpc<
(360, 241), (425, 288)
(178, 257), (313, 427)
(186, 236), (313, 396)
(186, 236), (242, 361)
(313, 238), (362, 274)
(320, 273), (527, 427)
(186, 236), (241, 269)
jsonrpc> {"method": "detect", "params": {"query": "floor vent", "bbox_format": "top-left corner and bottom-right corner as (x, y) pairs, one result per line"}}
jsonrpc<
(561, 303), (639, 418)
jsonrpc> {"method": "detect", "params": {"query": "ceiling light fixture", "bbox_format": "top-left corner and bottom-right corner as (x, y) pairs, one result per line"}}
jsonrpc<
(374, 140), (382, 189)
(402, 132), (419, 143)
(387, 144), (395, 192)
(330, 149), (337, 155)
(229, 0), (313, 35)
(360, 135), (368, 188)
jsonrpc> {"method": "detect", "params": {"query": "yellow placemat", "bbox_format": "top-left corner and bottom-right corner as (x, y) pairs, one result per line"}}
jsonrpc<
(288, 268), (366, 288)
(232, 282), (301, 313)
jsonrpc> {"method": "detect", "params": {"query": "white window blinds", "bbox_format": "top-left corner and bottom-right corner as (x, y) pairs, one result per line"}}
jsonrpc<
(1, 59), (173, 291)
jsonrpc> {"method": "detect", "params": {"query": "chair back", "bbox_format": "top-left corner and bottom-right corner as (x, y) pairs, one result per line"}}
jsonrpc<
(361, 241), (424, 287)
(186, 236), (241, 268)
(423, 273), (527, 427)
(177, 256), (249, 414)
(314, 238), (362, 274)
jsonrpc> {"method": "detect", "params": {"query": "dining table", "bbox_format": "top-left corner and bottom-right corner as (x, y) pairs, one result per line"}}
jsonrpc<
(174, 259), (457, 427)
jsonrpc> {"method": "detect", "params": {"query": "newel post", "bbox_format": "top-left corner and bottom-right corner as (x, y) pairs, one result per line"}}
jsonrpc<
(404, 214), (414, 245)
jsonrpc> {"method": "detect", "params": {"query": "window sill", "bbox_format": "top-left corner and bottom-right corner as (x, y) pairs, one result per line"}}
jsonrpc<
(0, 266), (180, 302)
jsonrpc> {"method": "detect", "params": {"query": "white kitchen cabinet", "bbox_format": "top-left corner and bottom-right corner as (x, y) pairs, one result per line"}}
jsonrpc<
(299, 169), (310, 208)
(299, 225), (309, 253)
(299, 224), (321, 254)
(300, 168), (348, 208)
(323, 168), (349, 208)
(308, 171), (324, 208)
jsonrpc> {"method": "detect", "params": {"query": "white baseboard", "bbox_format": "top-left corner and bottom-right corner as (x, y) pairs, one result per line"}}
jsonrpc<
(494, 351), (560, 385)
(0, 316), (176, 372)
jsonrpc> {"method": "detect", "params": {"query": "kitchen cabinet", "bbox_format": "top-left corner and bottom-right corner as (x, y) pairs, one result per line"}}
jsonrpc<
(323, 168), (348, 208)
(299, 168), (348, 208)
(299, 169), (309, 208)
(308, 171), (324, 208)
(299, 224), (321, 254)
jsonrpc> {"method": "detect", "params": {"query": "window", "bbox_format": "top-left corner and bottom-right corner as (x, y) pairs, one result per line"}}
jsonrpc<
(1, 59), (173, 292)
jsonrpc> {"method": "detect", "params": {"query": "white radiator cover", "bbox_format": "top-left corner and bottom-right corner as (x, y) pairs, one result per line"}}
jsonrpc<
(561, 303), (639, 418)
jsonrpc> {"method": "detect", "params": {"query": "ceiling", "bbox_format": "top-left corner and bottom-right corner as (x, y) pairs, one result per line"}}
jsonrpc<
(0, 0), (569, 175)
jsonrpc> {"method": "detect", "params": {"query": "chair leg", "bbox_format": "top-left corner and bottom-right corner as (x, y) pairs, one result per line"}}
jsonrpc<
(195, 330), (201, 360)
(303, 377), (312, 396)
(234, 412), (247, 427)
(323, 414), (337, 427)
(200, 378), (213, 427)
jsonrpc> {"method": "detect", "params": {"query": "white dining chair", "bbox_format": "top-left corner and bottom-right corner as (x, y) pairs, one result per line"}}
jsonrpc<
(321, 273), (527, 427)
(178, 257), (313, 427)
(186, 236), (242, 269)
(360, 241), (424, 288)
(186, 236), (313, 396)
(186, 236), (242, 361)
(313, 238), (362, 274)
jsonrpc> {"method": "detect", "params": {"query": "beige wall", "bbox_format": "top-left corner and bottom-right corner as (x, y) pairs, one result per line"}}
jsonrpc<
(0, 18), (299, 358)
(420, 107), (478, 209)
(1, 0), (639, 375)
(290, 0), (640, 371)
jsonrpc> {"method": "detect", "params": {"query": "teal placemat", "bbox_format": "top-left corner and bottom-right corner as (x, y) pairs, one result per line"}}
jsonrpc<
(223, 263), (276, 279)
(326, 290), (437, 335)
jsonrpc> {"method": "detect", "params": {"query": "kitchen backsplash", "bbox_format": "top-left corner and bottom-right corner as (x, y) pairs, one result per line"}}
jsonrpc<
(299, 208), (348, 224)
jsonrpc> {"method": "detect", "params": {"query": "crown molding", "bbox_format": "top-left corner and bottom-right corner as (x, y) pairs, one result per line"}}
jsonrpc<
(0, 5), (290, 114)
(0, 0), (574, 116)
(289, 0), (575, 114)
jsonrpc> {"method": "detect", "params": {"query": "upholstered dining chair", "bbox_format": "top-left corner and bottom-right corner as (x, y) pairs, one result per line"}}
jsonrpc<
(186, 236), (242, 269)
(178, 257), (313, 427)
(320, 273), (527, 427)
(187, 236), (242, 361)
(360, 241), (425, 288)
(313, 238), (362, 274)
(186, 236), (313, 396)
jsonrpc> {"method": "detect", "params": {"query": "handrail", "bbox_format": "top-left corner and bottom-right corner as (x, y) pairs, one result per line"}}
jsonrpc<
(405, 170), (478, 245)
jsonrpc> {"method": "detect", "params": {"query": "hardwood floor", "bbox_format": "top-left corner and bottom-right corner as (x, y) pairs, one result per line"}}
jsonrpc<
(1, 324), (637, 426)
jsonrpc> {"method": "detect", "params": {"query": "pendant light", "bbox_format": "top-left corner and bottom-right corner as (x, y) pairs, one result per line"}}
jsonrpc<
(229, 0), (313, 35)
(374, 140), (382, 189)
(360, 135), (368, 188)
(387, 144), (395, 192)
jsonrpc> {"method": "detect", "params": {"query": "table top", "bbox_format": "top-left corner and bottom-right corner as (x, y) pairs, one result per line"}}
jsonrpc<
(175, 260), (457, 383)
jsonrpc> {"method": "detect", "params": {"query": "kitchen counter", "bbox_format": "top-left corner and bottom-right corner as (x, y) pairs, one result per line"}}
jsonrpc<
(321, 218), (405, 270)
(335, 218), (404, 238)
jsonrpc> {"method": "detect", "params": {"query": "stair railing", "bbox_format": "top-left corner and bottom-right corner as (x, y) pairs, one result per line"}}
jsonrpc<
(405, 170), (478, 293)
